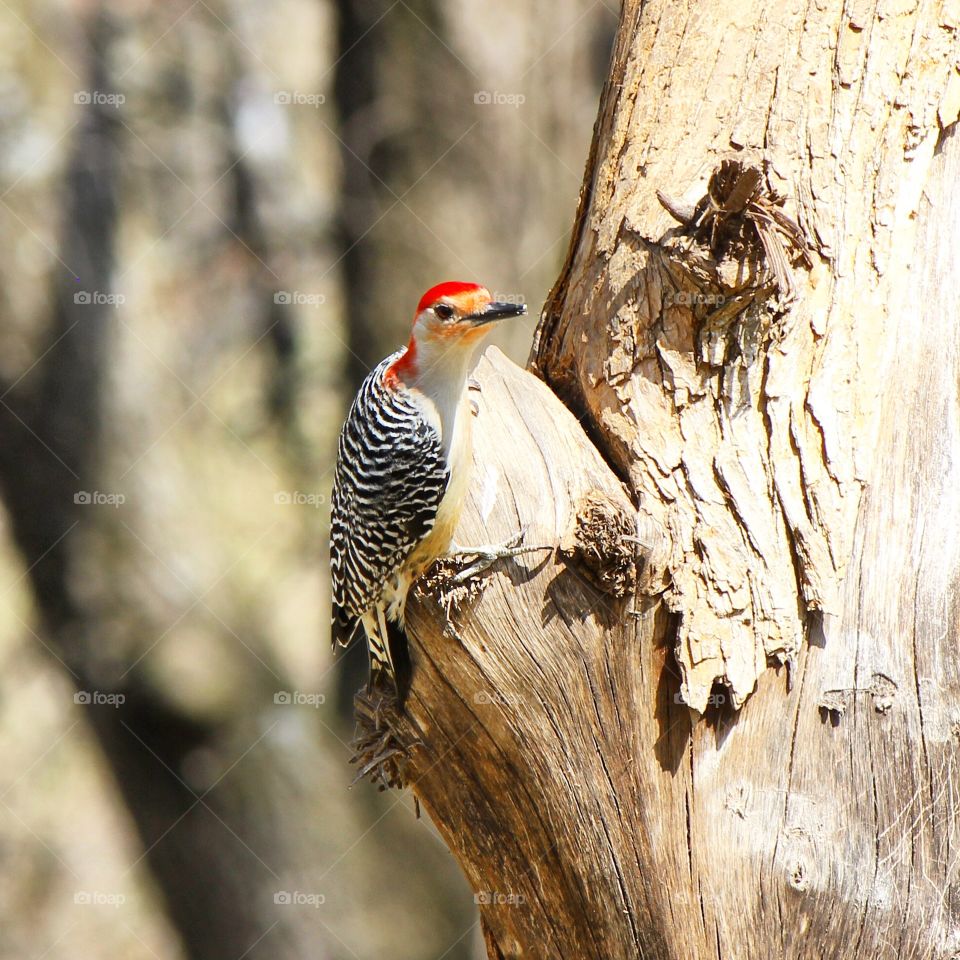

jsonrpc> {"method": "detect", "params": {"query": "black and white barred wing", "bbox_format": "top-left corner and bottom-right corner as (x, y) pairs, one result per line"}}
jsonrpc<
(329, 361), (448, 648)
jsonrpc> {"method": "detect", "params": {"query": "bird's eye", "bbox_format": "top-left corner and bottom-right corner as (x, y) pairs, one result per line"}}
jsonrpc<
(434, 303), (454, 320)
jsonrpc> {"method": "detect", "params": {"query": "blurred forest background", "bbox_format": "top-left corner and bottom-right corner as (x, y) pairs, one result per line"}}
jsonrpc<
(0, 0), (615, 957)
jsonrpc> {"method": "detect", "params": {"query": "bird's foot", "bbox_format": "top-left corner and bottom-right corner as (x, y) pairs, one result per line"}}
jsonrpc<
(447, 527), (551, 584)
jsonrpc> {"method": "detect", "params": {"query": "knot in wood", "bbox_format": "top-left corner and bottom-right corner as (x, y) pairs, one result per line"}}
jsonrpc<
(559, 490), (637, 598)
(658, 158), (813, 301)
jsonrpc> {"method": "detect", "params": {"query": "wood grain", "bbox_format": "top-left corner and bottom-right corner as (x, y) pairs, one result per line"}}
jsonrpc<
(403, 348), (661, 957)
(398, 1), (960, 956)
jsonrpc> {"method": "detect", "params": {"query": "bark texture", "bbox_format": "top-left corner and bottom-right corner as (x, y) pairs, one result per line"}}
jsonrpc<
(403, 349), (655, 957)
(535, 0), (960, 713)
(401, 1), (960, 956)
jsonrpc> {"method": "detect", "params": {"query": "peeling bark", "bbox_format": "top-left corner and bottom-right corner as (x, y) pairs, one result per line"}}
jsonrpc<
(400, 1), (960, 956)
(533, 0), (960, 712)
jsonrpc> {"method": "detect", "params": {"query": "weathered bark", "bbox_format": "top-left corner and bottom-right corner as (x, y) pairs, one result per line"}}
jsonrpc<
(400, 349), (663, 957)
(400, 1), (960, 957)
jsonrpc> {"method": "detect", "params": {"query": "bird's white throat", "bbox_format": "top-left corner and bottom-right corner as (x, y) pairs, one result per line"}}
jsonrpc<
(403, 342), (481, 454)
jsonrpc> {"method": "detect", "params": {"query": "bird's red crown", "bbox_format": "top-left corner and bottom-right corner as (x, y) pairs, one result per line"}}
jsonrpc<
(416, 281), (484, 314)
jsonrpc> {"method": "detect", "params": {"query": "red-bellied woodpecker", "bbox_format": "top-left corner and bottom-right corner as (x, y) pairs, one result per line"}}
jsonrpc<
(330, 281), (535, 701)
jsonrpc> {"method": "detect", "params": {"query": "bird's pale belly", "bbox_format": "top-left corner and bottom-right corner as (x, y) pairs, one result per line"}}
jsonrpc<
(408, 456), (470, 571)
(407, 398), (472, 573)
(383, 395), (473, 621)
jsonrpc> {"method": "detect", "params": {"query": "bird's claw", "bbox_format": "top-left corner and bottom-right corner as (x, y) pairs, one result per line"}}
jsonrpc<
(447, 527), (550, 584)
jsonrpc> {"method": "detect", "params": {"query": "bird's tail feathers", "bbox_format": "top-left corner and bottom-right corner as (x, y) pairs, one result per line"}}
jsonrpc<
(331, 604), (360, 650)
(362, 606), (411, 705)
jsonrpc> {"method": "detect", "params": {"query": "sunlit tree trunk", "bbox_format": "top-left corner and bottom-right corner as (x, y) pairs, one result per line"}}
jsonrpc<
(399, 1), (960, 955)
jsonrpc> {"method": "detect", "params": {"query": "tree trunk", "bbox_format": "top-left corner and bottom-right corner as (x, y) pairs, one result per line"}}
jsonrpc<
(397, 1), (960, 956)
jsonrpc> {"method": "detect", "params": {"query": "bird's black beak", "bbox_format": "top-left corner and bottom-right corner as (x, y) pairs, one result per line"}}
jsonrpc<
(465, 301), (528, 325)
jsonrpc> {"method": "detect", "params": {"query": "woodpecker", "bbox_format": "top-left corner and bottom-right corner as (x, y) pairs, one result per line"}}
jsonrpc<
(330, 281), (530, 701)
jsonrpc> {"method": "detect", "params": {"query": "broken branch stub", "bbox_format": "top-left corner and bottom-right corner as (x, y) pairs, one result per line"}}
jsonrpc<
(398, 348), (656, 954)
(357, 349), (646, 795)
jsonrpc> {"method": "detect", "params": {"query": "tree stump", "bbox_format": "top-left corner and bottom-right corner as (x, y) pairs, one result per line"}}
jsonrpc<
(396, 2), (960, 956)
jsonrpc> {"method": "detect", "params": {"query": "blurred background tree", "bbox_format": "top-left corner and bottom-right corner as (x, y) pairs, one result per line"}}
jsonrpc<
(0, 1), (615, 958)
